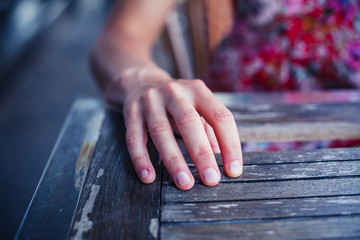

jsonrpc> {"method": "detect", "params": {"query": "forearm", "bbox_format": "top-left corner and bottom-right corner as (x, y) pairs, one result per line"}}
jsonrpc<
(90, 0), (176, 104)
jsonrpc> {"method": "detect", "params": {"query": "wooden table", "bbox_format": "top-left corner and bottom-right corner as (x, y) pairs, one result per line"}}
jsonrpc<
(16, 91), (360, 239)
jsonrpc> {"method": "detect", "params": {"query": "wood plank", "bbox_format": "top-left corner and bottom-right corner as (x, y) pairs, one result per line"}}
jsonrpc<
(163, 178), (360, 203)
(231, 103), (360, 124)
(161, 216), (360, 240)
(161, 195), (360, 222)
(68, 111), (161, 240)
(180, 146), (360, 166)
(221, 101), (360, 142)
(16, 99), (105, 240)
(215, 90), (360, 106)
(163, 161), (360, 184)
(237, 121), (360, 142)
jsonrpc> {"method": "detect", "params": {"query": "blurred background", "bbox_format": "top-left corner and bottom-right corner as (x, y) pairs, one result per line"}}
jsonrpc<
(0, 0), (112, 238)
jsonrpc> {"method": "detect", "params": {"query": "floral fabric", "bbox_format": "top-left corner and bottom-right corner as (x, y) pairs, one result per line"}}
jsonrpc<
(205, 0), (360, 151)
(206, 0), (360, 92)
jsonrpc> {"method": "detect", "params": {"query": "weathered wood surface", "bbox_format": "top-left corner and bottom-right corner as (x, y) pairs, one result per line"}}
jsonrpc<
(68, 111), (161, 240)
(163, 160), (360, 184)
(18, 93), (360, 240)
(180, 143), (360, 166)
(162, 142), (360, 239)
(162, 195), (360, 222)
(161, 216), (360, 240)
(231, 102), (360, 142)
(16, 99), (105, 240)
(163, 177), (360, 202)
(215, 90), (360, 106)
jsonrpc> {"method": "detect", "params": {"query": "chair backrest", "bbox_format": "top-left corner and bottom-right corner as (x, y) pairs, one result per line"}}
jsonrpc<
(165, 0), (235, 79)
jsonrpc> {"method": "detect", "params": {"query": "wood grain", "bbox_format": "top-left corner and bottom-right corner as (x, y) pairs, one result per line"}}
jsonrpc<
(161, 216), (360, 240)
(68, 112), (161, 240)
(162, 195), (360, 222)
(163, 160), (360, 184)
(229, 102), (360, 142)
(180, 145), (360, 166)
(163, 178), (360, 203)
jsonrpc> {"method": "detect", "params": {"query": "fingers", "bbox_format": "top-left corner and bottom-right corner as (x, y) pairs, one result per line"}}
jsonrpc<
(201, 117), (220, 154)
(125, 101), (156, 184)
(192, 80), (243, 178)
(143, 88), (194, 190)
(165, 87), (221, 186)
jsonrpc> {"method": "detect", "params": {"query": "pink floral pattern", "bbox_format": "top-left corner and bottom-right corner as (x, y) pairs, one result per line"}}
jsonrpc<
(205, 0), (360, 151)
(206, 0), (360, 92)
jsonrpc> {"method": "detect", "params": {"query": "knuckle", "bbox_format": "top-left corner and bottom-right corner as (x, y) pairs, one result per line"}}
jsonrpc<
(224, 144), (242, 155)
(177, 110), (199, 126)
(132, 155), (149, 164)
(162, 81), (180, 97)
(149, 121), (170, 136)
(194, 147), (213, 161)
(191, 79), (206, 88)
(124, 101), (138, 117)
(142, 88), (157, 104)
(214, 108), (234, 123)
(165, 154), (182, 165)
(126, 131), (142, 146)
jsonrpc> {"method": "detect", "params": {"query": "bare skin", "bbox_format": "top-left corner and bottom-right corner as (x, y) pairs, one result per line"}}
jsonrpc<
(91, 0), (243, 190)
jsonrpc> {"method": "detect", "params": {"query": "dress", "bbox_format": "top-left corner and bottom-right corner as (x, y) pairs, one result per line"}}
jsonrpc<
(206, 0), (360, 92)
(205, 0), (360, 151)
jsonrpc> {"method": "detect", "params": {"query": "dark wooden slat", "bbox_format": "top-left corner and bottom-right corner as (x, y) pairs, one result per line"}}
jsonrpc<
(163, 178), (360, 203)
(161, 195), (360, 222)
(180, 146), (360, 166)
(163, 161), (360, 184)
(16, 99), (105, 240)
(161, 216), (360, 240)
(68, 111), (161, 240)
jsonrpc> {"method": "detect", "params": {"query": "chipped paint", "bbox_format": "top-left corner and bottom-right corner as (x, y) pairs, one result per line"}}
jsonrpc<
(149, 218), (158, 239)
(72, 184), (100, 240)
(75, 142), (95, 189)
(300, 208), (316, 211)
(74, 114), (104, 190)
(264, 201), (283, 205)
(327, 199), (360, 204)
(209, 203), (238, 209)
(96, 168), (104, 178)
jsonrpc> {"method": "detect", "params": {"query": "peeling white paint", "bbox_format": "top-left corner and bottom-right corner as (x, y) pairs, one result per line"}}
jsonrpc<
(264, 201), (283, 205)
(327, 199), (360, 204)
(96, 168), (104, 178)
(322, 155), (336, 160)
(183, 203), (196, 206)
(209, 204), (238, 209)
(300, 208), (316, 211)
(149, 218), (158, 239)
(72, 184), (100, 240)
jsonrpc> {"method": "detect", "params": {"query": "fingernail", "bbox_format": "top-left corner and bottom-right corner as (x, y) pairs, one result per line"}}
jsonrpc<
(203, 168), (219, 185)
(176, 171), (191, 186)
(229, 161), (242, 177)
(140, 169), (149, 180)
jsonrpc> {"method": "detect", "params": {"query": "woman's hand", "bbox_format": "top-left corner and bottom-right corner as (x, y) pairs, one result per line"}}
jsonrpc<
(121, 65), (243, 190)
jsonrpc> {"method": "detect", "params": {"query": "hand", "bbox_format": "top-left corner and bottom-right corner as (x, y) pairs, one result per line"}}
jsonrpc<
(122, 65), (243, 190)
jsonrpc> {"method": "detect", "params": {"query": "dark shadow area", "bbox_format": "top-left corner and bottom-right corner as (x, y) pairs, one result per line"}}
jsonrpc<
(0, 1), (112, 238)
